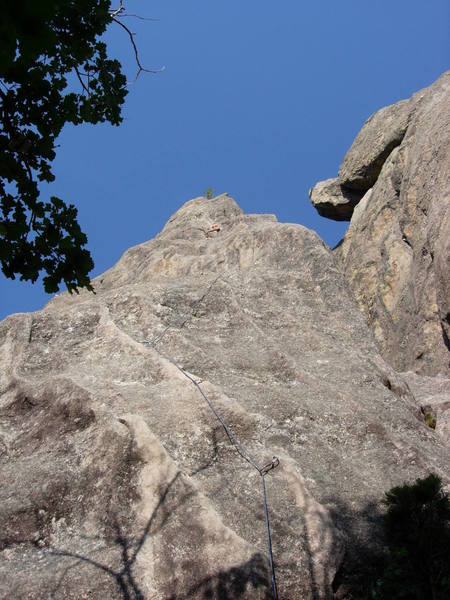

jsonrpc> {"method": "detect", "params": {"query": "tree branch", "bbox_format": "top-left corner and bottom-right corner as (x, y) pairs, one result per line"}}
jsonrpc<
(74, 65), (90, 96)
(109, 1), (124, 19)
(117, 13), (160, 22)
(111, 16), (165, 81)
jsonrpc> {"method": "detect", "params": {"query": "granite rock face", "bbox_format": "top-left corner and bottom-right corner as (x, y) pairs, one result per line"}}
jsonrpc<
(401, 371), (450, 443)
(308, 179), (363, 221)
(338, 99), (412, 192)
(1, 195), (450, 599)
(311, 72), (450, 376)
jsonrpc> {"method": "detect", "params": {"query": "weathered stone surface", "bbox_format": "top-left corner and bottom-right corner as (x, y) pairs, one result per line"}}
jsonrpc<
(1, 195), (450, 599)
(309, 97), (411, 223)
(338, 98), (412, 191)
(308, 179), (363, 221)
(402, 371), (450, 443)
(313, 72), (450, 375)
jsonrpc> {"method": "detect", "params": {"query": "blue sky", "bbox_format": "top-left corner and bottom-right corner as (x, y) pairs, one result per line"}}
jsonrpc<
(1, 0), (449, 320)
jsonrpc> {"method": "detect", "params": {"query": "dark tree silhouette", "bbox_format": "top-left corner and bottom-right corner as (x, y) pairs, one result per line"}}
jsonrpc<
(0, 1), (157, 293)
(374, 473), (450, 600)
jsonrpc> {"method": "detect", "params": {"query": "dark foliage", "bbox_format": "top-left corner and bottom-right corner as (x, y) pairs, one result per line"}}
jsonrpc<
(0, 0), (127, 292)
(374, 473), (450, 600)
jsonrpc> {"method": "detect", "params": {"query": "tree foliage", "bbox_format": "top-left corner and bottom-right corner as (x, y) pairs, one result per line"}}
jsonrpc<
(374, 473), (450, 600)
(0, 0), (128, 293)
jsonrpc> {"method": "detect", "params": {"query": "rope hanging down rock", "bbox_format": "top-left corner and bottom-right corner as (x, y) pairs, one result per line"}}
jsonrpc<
(139, 280), (280, 599)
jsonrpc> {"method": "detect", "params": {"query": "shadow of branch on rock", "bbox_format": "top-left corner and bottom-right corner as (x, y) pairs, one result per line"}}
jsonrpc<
(167, 553), (271, 600)
(45, 469), (272, 600)
(48, 471), (184, 600)
(326, 497), (385, 600)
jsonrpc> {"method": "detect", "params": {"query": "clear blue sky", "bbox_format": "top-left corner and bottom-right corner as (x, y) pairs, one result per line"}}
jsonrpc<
(1, 0), (449, 320)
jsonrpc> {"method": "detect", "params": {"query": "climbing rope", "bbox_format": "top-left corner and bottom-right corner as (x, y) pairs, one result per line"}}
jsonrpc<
(140, 278), (280, 599)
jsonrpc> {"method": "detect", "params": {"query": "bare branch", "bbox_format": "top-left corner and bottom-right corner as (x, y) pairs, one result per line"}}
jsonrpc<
(117, 13), (160, 22)
(74, 65), (90, 96)
(109, 1), (124, 19)
(111, 16), (165, 81)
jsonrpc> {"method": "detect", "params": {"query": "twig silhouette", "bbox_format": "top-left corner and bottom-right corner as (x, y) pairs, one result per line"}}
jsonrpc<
(49, 472), (182, 599)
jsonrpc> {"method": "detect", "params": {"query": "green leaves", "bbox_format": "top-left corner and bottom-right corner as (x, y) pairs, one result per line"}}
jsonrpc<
(374, 474), (450, 600)
(0, 0), (127, 293)
(0, 193), (94, 293)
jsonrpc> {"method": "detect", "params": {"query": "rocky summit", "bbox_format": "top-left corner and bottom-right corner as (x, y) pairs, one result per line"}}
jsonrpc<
(1, 73), (450, 600)
(310, 71), (450, 378)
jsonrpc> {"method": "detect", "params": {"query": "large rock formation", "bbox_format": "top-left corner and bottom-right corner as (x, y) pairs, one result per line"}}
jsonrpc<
(1, 195), (450, 599)
(308, 179), (362, 221)
(310, 72), (450, 376)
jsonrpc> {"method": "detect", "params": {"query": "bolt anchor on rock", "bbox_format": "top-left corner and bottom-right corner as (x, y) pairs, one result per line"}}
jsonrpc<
(261, 456), (279, 475)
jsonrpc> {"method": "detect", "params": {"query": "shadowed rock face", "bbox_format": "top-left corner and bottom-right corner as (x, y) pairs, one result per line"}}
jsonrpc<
(310, 71), (450, 376)
(308, 179), (363, 221)
(1, 195), (450, 599)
